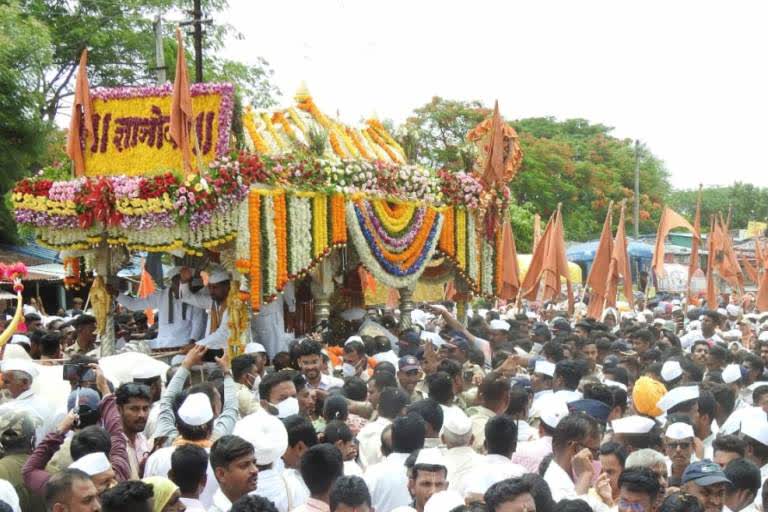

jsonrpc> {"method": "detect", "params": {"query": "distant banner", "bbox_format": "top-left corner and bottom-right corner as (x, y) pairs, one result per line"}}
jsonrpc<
(747, 221), (767, 237)
(82, 83), (234, 177)
(656, 263), (688, 292)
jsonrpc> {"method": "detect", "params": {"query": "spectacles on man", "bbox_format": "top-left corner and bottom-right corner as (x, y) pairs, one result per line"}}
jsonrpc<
(667, 441), (691, 450)
(617, 498), (647, 512)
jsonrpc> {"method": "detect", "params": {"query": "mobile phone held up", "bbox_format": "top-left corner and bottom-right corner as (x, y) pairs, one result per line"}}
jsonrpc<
(62, 363), (95, 382)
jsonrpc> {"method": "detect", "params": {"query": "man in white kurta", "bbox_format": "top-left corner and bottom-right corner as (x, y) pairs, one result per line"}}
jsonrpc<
(251, 281), (295, 359)
(179, 267), (234, 350)
(0, 359), (54, 444)
(116, 267), (206, 349)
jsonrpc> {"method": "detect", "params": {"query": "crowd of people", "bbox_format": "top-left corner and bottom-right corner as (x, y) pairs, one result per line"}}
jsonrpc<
(1, 264), (768, 512)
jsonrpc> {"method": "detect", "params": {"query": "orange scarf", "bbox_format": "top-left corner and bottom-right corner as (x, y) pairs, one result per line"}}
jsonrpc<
(209, 301), (227, 334)
(173, 437), (213, 449)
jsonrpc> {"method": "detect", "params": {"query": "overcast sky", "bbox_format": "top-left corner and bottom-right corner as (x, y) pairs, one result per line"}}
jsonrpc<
(218, 0), (767, 190)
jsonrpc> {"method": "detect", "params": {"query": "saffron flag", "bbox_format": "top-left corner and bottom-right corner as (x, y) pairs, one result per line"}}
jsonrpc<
(705, 216), (718, 309)
(481, 101), (506, 189)
(533, 213), (542, 252)
(606, 202), (633, 309)
(688, 186), (702, 293)
(585, 204), (614, 319)
(741, 255), (759, 283)
(137, 261), (157, 326)
(714, 215), (744, 292)
(66, 49), (95, 177)
(652, 207), (698, 278)
(499, 219), (520, 301)
(170, 27), (194, 174)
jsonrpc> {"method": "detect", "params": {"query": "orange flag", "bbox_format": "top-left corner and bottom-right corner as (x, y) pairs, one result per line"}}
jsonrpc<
(358, 266), (376, 294)
(687, 186), (702, 292)
(705, 216), (719, 308)
(585, 203), (614, 319)
(499, 219), (520, 301)
(521, 206), (573, 313)
(66, 49), (95, 177)
(741, 254), (759, 283)
(652, 207), (698, 278)
(481, 101), (506, 189)
(170, 27), (194, 174)
(137, 262), (157, 326)
(714, 215), (744, 292)
(444, 280), (456, 301)
(756, 238), (766, 267)
(757, 241), (768, 311)
(606, 202), (634, 309)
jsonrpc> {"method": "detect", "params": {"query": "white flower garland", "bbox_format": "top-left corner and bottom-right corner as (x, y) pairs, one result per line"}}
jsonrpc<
(481, 239), (494, 296)
(287, 196), (313, 276)
(263, 195), (278, 295)
(235, 198), (250, 263)
(345, 201), (444, 289)
(467, 211), (478, 283)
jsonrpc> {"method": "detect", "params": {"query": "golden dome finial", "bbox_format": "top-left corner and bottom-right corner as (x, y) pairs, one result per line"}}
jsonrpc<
(294, 81), (311, 103)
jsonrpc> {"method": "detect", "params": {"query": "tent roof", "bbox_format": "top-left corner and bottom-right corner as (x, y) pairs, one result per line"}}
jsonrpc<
(566, 239), (654, 262)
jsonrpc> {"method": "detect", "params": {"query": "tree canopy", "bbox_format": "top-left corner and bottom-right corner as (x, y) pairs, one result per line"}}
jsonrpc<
(399, 97), (672, 251)
(668, 182), (768, 231)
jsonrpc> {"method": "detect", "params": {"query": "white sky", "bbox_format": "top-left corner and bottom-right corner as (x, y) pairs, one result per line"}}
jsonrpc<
(218, 0), (768, 189)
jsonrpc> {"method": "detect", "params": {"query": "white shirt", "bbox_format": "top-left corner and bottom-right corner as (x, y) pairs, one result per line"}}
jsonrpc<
(179, 283), (233, 350)
(118, 288), (206, 348)
(344, 460), (364, 477)
(357, 416), (392, 469)
(144, 446), (219, 508)
(251, 468), (305, 512)
(180, 497), (206, 512)
(444, 446), (482, 498)
(543, 459), (610, 511)
(209, 489), (232, 512)
(464, 454), (526, 495)
(517, 420), (538, 442)
(0, 389), (54, 445)
(0, 479), (19, 512)
(364, 452), (411, 512)
(680, 330), (724, 350)
(305, 373), (344, 391)
(144, 401), (161, 440)
(282, 467), (310, 507)
(553, 389), (583, 403)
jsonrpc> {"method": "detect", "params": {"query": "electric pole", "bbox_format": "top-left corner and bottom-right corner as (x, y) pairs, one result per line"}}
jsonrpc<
(153, 12), (166, 85)
(179, 0), (211, 83)
(633, 139), (640, 239)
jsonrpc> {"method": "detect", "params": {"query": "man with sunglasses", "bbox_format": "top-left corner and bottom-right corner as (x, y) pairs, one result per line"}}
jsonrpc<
(681, 460), (731, 512)
(663, 420), (697, 487)
(397, 356), (423, 402)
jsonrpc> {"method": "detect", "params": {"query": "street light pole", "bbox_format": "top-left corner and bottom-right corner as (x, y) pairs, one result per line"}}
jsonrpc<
(633, 139), (640, 239)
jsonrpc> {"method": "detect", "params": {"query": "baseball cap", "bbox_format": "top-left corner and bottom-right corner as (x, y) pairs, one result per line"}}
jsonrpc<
(681, 460), (731, 487)
(398, 356), (420, 372)
(399, 330), (420, 346)
(569, 399), (611, 424)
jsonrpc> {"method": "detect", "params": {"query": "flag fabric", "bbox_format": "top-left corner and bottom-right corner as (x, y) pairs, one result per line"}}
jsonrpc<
(137, 261), (157, 326)
(705, 216), (718, 309)
(741, 254), (759, 283)
(66, 49), (95, 177)
(444, 280), (456, 301)
(481, 101), (506, 189)
(606, 202), (634, 309)
(498, 219), (520, 301)
(170, 27), (194, 174)
(756, 238), (766, 267)
(687, 186), (702, 292)
(652, 207), (698, 278)
(714, 215), (744, 292)
(585, 204), (613, 319)
(521, 207), (573, 313)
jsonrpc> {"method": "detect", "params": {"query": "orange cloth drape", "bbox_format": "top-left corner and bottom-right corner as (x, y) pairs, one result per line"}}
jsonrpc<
(741, 255), (759, 283)
(66, 49), (95, 177)
(652, 207), (698, 278)
(606, 203), (633, 309)
(137, 262), (157, 326)
(499, 219), (520, 301)
(687, 187), (702, 294)
(705, 216), (718, 308)
(585, 204), (613, 319)
(520, 207), (573, 313)
(481, 101), (506, 189)
(170, 27), (194, 174)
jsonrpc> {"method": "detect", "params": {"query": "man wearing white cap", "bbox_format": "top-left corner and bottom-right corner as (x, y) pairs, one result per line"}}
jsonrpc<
(741, 415), (768, 484)
(513, 394), (569, 473)
(116, 266), (206, 349)
(0, 359), (53, 443)
(179, 266), (235, 351)
(395, 448), (447, 512)
(233, 411), (304, 512)
(663, 420), (697, 485)
(438, 408), (480, 499)
(68, 452), (117, 492)
(529, 359), (555, 410)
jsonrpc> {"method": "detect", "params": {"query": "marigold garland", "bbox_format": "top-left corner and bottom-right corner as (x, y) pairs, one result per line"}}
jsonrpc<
(272, 112), (296, 142)
(371, 200), (417, 234)
(495, 224), (504, 294)
(348, 129), (372, 160)
(455, 208), (467, 269)
(328, 131), (346, 158)
(287, 108), (308, 137)
(273, 191), (289, 290)
(331, 194), (347, 245)
(313, 194), (328, 258)
(361, 130), (389, 161)
(243, 107), (270, 154)
(261, 112), (286, 150)
(439, 206), (455, 256)
(368, 119), (406, 159)
(365, 128), (399, 162)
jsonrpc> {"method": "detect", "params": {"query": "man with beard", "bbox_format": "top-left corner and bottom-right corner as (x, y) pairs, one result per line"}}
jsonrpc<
(681, 460), (730, 512)
(209, 435), (259, 512)
(115, 383), (151, 479)
(296, 339), (342, 392)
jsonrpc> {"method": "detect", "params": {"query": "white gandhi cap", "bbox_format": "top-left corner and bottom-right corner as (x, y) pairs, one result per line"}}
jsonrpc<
(1, 359), (38, 379)
(490, 319), (511, 331)
(245, 342), (267, 355)
(233, 410), (288, 465)
(415, 448), (445, 467)
(656, 385), (699, 412)
(534, 360), (556, 377)
(611, 415), (656, 435)
(441, 408), (472, 436)
(660, 361), (683, 382)
(722, 364), (742, 384)
(741, 416), (768, 446)
(665, 422), (695, 440)
(424, 490), (464, 512)
(69, 452), (111, 476)
(207, 267), (231, 284)
(178, 393), (214, 426)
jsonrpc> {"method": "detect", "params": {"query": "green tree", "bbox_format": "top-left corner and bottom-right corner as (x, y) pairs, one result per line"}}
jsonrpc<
(668, 183), (768, 231)
(0, 2), (52, 242)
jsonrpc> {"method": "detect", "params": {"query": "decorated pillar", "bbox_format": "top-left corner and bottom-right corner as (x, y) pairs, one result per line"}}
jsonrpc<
(311, 258), (334, 325)
(91, 242), (116, 356)
(398, 286), (415, 330)
(455, 278), (471, 325)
